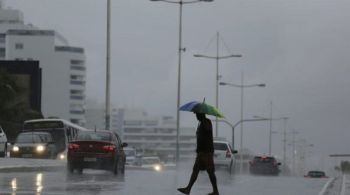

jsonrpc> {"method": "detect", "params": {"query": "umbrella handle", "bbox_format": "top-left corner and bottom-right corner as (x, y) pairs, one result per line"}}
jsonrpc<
(202, 97), (206, 104)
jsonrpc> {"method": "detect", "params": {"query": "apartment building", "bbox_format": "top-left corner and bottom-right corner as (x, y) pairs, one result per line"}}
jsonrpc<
(0, 4), (86, 125)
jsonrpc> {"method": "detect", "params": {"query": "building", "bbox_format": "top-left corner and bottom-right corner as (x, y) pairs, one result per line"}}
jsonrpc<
(0, 60), (41, 112)
(85, 103), (197, 161)
(0, 3), (86, 125)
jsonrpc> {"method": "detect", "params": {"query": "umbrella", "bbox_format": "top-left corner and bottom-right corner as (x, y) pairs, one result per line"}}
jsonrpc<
(179, 101), (224, 118)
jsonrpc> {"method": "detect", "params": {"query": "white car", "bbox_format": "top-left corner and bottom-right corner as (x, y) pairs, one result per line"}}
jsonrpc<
(141, 156), (163, 172)
(124, 147), (137, 165)
(0, 126), (8, 157)
(213, 139), (237, 173)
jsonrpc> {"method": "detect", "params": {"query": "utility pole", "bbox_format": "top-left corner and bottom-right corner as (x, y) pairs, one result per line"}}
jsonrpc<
(194, 33), (242, 137)
(268, 101), (273, 155)
(105, 0), (111, 130)
(282, 117), (288, 174)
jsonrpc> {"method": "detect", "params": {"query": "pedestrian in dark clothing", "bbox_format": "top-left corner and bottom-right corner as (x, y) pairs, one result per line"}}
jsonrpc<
(177, 113), (219, 195)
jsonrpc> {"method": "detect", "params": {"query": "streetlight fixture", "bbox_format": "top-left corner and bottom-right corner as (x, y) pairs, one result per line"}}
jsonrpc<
(150, 0), (213, 164)
(220, 79), (266, 174)
(194, 32), (242, 137)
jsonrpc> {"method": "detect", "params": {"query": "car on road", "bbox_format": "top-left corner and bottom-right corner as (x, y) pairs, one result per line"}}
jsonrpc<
(141, 156), (163, 172)
(304, 171), (328, 178)
(0, 126), (8, 157)
(213, 139), (237, 173)
(67, 130), (127, 175)
(10, 132), (56, 159)
(249, 155), (281, 175)
(124, 147), (137, 166)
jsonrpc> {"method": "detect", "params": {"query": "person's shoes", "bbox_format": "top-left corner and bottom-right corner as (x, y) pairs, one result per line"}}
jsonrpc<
(177, 187), (190, 195)
(208, 191), (219, 195)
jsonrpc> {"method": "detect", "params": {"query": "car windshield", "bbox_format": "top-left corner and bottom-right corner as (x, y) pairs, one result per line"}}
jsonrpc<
(214, 143), (228, 151)
(142, 158), (160, 165)
(77, 132), (111, 142)
(16, 133), (51, 143)
(309, 171), (325, 177)
(124, 150), (136, 156)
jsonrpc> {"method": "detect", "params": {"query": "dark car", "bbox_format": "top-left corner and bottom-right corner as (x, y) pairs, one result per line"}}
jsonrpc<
(304, 171), (328, 178)
(249, 155), (281, 175)
(10, 132), (56, 159)
(67, 130), (127, 175)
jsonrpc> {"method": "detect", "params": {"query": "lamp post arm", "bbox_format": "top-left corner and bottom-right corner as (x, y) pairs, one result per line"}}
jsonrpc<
(220, 83), (265, 88)
(194, 54), (241, 60)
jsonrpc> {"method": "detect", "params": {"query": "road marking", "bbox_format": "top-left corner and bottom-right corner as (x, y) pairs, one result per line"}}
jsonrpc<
(318, 177), (335, 195)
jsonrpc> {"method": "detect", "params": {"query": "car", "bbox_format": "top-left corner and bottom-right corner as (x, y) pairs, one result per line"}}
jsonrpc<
(140, 156), (163, 172)
(249, 155), (281, 175)
(124, 147), (137, 166)
(0, 126), (8, 157)
(67, 130), (127, 175)
(304, 171), (328, 178)
(10, 132), (56, 159)
(213, 139), (238, 173)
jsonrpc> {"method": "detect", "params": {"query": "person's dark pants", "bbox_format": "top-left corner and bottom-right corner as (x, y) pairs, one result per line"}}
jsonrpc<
(186, 153), (219, 193)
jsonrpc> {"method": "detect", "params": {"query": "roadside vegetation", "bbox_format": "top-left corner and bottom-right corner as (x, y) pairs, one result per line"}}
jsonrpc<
(0, 68), (43, 141)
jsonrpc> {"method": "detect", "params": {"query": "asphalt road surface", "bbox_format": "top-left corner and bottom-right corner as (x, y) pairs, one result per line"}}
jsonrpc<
(0, 168), (328, 195)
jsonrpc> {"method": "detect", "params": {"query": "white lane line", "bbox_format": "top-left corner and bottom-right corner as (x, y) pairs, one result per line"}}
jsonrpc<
(318, 177), (335, 195)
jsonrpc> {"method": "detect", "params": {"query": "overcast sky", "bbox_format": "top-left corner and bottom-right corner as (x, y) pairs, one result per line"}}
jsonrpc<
(6, 0), (350, 168)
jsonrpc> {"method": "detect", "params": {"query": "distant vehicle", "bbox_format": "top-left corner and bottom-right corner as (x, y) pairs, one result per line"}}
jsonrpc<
(22, 119), (88, 160)
(249, 155), (281, 175)
(304, 171), (328, 178)
(0, 126), (8, 157)
(124, 147), (137, 166)
(141, 156), (163, 172)
(10, 132), (56, 159)
(213, 139), (238, 173)
(67, 130), (127, 175)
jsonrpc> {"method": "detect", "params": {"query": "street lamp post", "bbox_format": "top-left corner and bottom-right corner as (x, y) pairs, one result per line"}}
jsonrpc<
(105, 0), (111, 130)
(150, 0), (213, 164)
(220, 80), (266, 173)
(194, 33), (241, 137)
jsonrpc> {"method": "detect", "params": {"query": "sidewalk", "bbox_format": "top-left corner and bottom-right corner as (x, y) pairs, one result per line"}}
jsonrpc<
(0, 157), (65, 172)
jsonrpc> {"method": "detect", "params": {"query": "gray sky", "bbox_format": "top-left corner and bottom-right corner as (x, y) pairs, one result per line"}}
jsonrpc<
(6, 0), (350, 167)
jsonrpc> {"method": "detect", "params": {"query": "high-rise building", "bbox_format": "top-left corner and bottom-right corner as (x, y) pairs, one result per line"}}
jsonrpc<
(0, 4), (86, 125)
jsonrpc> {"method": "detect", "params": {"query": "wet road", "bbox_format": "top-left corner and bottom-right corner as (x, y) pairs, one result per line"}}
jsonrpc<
(0, 168), (328, 195)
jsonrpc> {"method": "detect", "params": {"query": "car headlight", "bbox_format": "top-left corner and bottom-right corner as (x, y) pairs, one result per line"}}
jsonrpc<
(154, 164), (162, 172)
(59, 154), (65, 160)
(36, 145), (45, 153)
(12, 146), (19, 152)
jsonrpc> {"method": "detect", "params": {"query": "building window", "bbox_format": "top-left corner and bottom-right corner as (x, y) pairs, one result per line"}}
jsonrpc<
(70, 65), (86, 71)
(71, 60), (84, 65)
(15, 43), (23, 50)
(0, 48), (5, 58)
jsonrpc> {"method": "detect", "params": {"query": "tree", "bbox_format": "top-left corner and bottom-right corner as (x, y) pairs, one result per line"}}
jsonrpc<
(0, 68), (43, 141)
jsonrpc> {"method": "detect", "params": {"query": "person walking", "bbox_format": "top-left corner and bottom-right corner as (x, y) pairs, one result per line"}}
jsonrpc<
(177, 113), (219, 195)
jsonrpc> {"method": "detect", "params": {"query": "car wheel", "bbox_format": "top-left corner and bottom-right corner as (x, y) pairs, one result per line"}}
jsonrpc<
(76, 167), (83, 174)
(113, 159), (119, 175)
(120, 160), (125, 174)
(0, 143), (5, 157)
(67, 163), (74, 173)
(228, 161), (233, 174)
